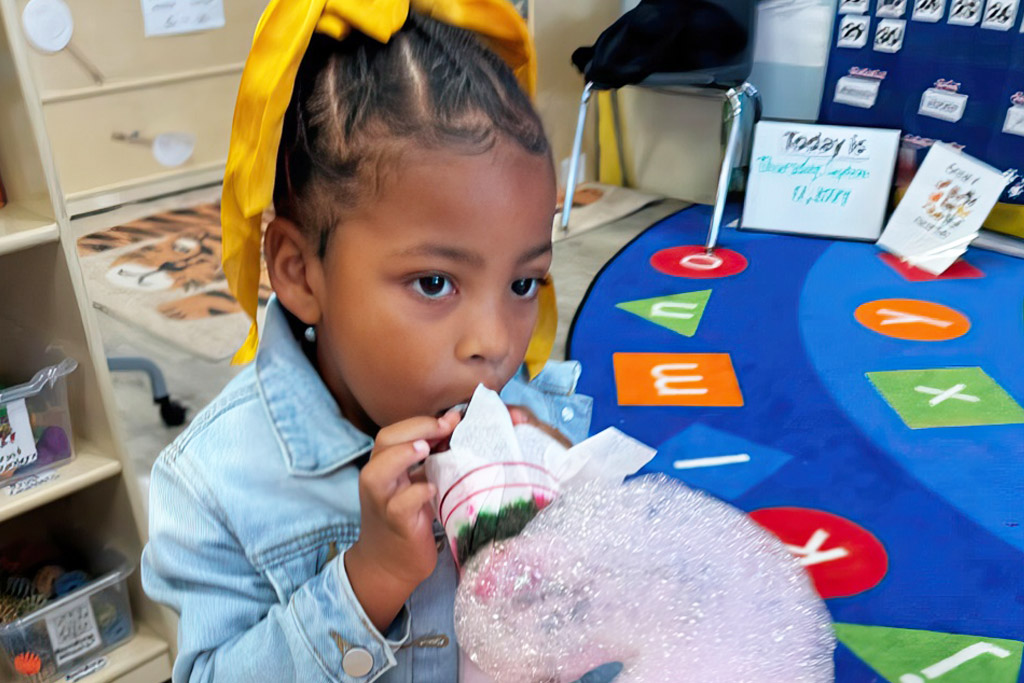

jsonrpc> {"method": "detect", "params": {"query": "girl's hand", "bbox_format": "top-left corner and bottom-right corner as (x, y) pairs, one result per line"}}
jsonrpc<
(345, 411), (461, 630)
(508, 405), (572, 448)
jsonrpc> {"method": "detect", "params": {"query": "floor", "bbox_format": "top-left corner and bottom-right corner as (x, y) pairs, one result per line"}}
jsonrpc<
(84, 195), (688, 507)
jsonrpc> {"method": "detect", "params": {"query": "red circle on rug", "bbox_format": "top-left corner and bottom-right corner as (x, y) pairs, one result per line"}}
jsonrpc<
(750, 507), (888, 599)
(650, 246), (748, 278)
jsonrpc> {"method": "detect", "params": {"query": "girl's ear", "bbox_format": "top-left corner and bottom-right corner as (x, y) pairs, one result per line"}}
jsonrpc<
(264, 216), (324, 326)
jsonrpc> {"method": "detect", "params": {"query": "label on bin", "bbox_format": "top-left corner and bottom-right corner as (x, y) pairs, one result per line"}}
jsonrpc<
(0, 399), (38, 475)
(65, 656), (108, 682)
(7, 471), (59, 496)
(46, 597), (102, 666)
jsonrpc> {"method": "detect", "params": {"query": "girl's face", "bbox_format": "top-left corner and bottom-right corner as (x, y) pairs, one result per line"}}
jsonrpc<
(314, 141), (556, 432)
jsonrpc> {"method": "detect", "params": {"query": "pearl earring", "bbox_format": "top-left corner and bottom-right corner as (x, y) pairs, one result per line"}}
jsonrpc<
(304, 326), (317, 343)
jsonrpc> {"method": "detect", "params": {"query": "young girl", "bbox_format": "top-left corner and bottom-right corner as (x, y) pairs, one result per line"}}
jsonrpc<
(141, 2), (592, 682)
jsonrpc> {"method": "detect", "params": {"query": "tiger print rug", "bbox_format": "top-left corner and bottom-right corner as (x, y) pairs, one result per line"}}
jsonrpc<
(77, 203), (271, 362)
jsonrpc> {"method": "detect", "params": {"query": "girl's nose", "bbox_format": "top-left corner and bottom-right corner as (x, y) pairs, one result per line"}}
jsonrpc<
(455, 305), (511, 367)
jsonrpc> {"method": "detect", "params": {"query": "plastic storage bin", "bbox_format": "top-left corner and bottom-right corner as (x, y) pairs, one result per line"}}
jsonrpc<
(0, 549), (135, 682)
(0, 358), (77, 488)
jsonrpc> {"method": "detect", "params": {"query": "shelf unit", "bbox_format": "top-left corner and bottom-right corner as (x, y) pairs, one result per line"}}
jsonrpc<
(0, 3), (178, 681)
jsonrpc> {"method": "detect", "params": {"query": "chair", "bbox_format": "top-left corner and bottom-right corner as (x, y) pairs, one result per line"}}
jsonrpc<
(562, 0), (762, 253)
(107, 357), (187, 427)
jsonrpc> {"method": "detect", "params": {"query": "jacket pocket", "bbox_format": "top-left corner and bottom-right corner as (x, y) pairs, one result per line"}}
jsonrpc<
(259, 524), (359, 603)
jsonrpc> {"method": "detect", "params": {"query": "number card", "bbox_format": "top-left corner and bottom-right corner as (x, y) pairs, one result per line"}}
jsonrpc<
(874, 18), (907, 51)
(913, 0), (947, 20)
(948, 0), (982, 24)
(741, 121), (901, 240)
(981, 0), (1019, 28)
(838, 15), (871, 47)
(878, 0), (909, 17)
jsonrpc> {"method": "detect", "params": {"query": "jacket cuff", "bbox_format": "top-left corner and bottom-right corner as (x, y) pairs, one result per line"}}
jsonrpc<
(288, 552), (407, 681)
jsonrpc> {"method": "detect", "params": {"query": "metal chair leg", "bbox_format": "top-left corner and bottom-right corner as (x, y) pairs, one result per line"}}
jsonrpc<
(562, 81), (594, 232)
(107, 356), (187, 427)
(705, 85), (747, 253)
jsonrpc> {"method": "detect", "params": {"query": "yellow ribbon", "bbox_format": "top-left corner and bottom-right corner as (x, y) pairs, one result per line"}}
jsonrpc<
(223, 0), (554, 377)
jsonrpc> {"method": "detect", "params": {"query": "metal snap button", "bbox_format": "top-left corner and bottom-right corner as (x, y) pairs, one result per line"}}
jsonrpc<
(342, 648), (374, 677)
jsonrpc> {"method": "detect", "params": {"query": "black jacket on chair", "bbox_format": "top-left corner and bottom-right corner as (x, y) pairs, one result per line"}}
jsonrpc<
(571, 0), (753, 88)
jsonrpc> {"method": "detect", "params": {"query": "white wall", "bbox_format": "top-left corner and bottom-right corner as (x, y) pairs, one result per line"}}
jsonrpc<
(531, 0), (620, 181)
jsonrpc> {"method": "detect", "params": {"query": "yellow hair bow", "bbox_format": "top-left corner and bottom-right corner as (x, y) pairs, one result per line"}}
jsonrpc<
(222, 0), (554, 377)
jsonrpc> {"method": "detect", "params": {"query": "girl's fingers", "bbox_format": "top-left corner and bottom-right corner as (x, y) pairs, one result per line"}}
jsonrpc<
(385, 481), (438, 528)
(362, 441), (430, 500)
(508, 406), (534, 426)
(408, 463), (428, 485)
(507, 405), (571, 448)
(373, 413), (461, 452)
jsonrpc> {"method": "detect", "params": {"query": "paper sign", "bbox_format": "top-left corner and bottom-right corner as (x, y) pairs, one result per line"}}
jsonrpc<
(982, 0), (1019, 28)
(838, 15), (871, 47)
(877, 143), (1009, 274)
(877, 0), (908, 17)
(46, 597), (101, 665)
(834, 75), (881, 108)
(1004, 106), (1024, 136)
(874, 18), (907, 51)
(948, 0), (982, 23)
(840, 0), (869, 13)
(913, 0), (947, 20)
(741, 121), (900, 240)
(919, 88), (968, 122)
(0, 399), (38, 476)
(140, 0), (225, 37)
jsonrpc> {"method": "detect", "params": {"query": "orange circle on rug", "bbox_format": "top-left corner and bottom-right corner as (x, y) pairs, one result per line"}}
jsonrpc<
(854, 298), (970, 341)
(750, 507), (888, 599)
(650, 246), (748, 279)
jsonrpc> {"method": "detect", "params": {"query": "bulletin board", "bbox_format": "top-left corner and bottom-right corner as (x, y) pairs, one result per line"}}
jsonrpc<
(817, 0), (1024, 230)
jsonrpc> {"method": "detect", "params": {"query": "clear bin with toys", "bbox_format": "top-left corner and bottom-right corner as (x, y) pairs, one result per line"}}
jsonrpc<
(0, 358), (77, 489)
(0, 542), (135, 682)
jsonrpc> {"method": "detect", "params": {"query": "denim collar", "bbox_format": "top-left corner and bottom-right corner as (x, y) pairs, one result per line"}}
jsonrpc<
(255, 297), (373, 477)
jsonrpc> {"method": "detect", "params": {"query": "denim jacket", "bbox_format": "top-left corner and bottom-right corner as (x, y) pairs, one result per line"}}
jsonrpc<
(141, 298), (592, 683)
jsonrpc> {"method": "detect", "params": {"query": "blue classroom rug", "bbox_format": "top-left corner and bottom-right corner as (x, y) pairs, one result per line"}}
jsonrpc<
(567, 204), (1024, 682)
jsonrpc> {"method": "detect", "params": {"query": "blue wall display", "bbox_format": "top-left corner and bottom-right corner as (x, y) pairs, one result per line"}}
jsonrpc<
(819, 0), (1024, 211)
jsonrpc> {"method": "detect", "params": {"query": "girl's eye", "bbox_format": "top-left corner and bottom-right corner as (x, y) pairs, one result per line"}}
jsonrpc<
(412, 275), (455, 299)
(511, 278), (540, 298)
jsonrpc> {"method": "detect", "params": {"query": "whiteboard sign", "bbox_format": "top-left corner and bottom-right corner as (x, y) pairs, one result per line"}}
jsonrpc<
(140, 0), (224, 37)
(741, 121), (901, 240)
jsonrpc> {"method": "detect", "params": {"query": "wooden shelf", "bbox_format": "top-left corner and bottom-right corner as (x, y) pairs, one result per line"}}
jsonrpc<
(1, 2), (177, 676)
(0, 451), (122, 523)
(77, 627), (171, 683)
(40, 62), (245, 105)
(0, 203), (58, 256)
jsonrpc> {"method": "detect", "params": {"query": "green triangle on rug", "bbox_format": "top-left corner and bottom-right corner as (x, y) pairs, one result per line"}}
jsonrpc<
(615, 290), (712, 338)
